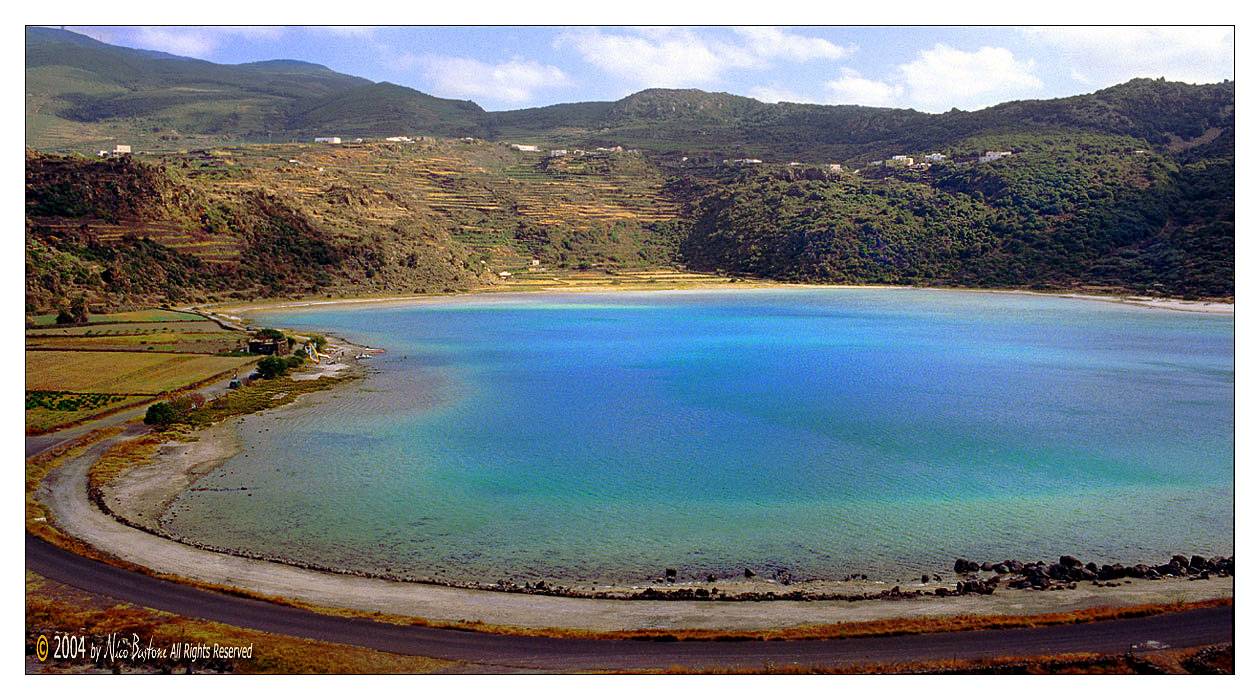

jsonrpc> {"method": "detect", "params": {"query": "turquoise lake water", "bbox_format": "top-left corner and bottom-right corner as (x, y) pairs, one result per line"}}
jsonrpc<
(161, 289), (1234, 584)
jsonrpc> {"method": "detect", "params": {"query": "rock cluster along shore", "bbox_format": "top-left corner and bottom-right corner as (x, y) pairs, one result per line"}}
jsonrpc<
(487, 553), (1233, 602)
(951, 554), (1234, 594)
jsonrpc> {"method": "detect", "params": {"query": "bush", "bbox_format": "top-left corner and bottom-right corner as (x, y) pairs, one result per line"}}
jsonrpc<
(256, 356), (289, 379)
(286, 354), (304, 368)
(143, 402), (177, 426)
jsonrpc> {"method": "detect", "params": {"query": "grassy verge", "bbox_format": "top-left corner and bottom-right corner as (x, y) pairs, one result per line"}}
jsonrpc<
(659, 645), (1234, 674)
(26, 571), (460, 674)
(179, 373), (351, 427)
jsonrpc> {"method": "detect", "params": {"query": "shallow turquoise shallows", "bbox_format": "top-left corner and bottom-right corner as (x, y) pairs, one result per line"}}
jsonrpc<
(163, 289), (1234, 584)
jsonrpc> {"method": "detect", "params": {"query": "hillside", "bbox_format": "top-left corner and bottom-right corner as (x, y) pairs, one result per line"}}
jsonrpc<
(25, 28), (1233, 310)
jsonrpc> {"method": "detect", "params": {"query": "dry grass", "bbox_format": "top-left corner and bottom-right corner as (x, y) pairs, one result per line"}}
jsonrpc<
(25, 572), (459, 674)
(27, 309), (205, 326)
(27, 320), (226, 336)
(87, 426), (189, 492)
(26, 351), (257, 394)
(659, 645), (1234, 674)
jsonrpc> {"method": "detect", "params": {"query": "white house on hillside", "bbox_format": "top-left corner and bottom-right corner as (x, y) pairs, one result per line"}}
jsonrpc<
(979, 150), (1012, 163)
(315, 137), (342, 144)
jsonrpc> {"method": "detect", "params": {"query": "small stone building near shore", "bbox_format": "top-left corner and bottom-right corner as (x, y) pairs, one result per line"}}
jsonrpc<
(248, 337), (291, 355)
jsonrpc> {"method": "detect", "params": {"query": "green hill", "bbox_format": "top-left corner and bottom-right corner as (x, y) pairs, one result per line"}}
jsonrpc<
(25, 28), (1233, 308)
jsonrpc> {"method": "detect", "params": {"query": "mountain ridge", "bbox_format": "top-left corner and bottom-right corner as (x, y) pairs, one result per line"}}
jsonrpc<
(24, 27), (1234, 313)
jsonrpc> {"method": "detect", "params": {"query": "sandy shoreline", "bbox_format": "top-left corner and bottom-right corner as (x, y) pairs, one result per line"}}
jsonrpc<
(198, 280), (1233, 318)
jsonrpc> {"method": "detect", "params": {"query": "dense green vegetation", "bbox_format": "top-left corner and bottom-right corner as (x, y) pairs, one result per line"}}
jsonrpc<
(675, 127), (1231, 296)
(25, 27), (1233, 302)
(26, 391), (126, 412)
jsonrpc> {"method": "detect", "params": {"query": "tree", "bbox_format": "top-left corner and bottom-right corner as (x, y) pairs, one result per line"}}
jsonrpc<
(144, 402), (176, 425)
(256, 355), (289, 379)
(68, 295), (89, 323)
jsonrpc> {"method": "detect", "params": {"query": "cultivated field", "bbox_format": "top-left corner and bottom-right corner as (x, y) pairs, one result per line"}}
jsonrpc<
(25, 351), (257, 395)
(26, 330), (245, 354)
(28, 309), (206, 325)
(25, 392), (144, 434)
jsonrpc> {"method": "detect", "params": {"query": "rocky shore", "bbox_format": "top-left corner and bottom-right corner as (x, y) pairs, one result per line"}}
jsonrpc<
(473, 552), (1233, 602)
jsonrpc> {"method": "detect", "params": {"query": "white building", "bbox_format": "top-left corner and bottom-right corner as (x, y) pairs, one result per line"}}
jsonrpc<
(314, 137), (342, 144)
(385, 136), (413, 143)
(550, 149), (568, 157)
(979, 150), (1012, 163)
(113, 144), (132, 154)
(889, 155), (913, 165)
(511, 144), (539, 152)
(924, 153), (947, 162)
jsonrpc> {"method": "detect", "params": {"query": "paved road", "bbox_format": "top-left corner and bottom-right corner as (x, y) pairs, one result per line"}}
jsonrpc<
(24, 370), (246, 459)
(25, 534), (1233, 672)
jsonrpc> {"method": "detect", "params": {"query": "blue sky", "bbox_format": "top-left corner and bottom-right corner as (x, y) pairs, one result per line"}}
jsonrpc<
(60, 25), (1235, 113)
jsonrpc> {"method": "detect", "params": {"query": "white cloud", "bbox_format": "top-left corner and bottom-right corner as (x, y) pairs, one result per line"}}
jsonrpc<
(895, 44), (1042, 112)
(733, 27), (854, 62)
(825, 69), (904, 108)
(557, 26), (852, 89)
(72, 26), (288, 59)
(814, 45), (1040, 112)
(403, 54), (570, 104)
(747, 84), (820, 104)
(1023, 26), (1234, 85)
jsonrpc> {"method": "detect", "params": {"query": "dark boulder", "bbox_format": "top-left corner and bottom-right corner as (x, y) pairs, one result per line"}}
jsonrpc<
(1190, 555), (1207, 570)
(1060, 555), (1082, 569)
(954, 558), (980, 574)
(665, 568), (676, 578)
(981, 561), (993, 571)
(743, 568), (755, 578)
(921, 574), (931, 584)
(706, 573), (717, 583)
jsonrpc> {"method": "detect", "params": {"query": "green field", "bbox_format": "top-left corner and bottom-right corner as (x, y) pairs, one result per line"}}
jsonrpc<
(25, 391), (144, 433)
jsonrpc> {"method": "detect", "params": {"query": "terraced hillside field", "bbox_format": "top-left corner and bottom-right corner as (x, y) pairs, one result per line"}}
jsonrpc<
(156, 140), (684, 271)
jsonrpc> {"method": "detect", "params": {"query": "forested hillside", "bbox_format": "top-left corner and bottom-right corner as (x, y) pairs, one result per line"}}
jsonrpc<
(25, 28), (1233, 312)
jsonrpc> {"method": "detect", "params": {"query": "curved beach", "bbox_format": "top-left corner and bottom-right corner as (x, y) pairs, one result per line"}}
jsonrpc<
(33, 288), (1234, 632)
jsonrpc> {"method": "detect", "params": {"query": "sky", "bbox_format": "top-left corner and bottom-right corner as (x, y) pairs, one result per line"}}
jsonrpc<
(60, 24), (1235, 113)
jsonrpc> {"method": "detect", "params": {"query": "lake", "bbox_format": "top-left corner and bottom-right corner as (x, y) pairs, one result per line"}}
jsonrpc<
(161, 288), (1234, 585)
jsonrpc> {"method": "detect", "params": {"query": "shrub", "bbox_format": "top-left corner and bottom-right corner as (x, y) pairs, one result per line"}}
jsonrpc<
(256, 356), (289, 379)
(143, 402), (176, 426)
